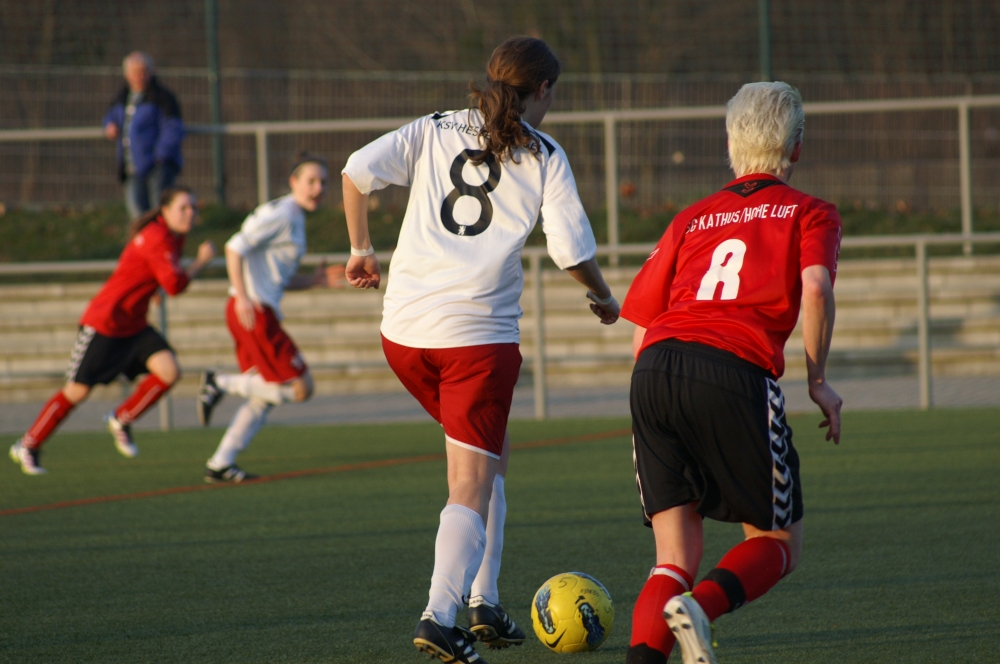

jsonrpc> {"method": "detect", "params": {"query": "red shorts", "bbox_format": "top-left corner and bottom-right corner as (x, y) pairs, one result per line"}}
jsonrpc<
(226, 297), (307, 383)
(382, 335), (522, 458)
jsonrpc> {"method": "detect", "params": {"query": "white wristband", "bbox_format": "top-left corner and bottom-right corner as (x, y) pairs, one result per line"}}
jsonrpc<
(350, 245), (374, 257)
(589, 291), (616, 306)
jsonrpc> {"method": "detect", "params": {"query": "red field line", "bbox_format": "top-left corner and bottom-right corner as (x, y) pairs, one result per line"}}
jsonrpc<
(0, 428), (631, 518)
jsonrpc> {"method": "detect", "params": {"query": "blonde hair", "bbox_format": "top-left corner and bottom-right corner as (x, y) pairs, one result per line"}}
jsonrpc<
(726, 82), (804, 177)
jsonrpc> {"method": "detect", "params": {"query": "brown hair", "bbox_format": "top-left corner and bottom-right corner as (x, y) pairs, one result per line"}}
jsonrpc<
(128, 186), (194, 239)
(290, 151), (328, 178)
(469, 37), (560, 164)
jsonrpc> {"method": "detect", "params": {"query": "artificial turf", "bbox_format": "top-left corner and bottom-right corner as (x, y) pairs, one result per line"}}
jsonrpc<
(1, 410), (998, 663)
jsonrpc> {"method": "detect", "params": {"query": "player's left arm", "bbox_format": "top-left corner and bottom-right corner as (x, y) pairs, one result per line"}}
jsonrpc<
(801, 265), (842, 444)
(536, 145), (618, 324)
(565, 258), (619, 325)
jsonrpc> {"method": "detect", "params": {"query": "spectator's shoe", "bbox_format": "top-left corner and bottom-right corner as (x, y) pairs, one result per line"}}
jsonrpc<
(664, 594), (717, 664)
(9, 440), (46, 475)
(413, 616), (485, 663)
(105, 412), (139, 458)
(204, 464), (258, 483)
(196, 371), (224, 427)
(468, 596), (525, 649)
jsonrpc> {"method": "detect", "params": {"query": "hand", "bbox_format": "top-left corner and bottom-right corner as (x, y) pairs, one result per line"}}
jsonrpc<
(318, 263), (346, 288)
(586, 291), (620, 325)
(234, 294), (260, 331)
(808, 380), (842, 444)
(196, 241), (217, 265)
(104, 123), (119, 140)
(345, 254), (381, 290)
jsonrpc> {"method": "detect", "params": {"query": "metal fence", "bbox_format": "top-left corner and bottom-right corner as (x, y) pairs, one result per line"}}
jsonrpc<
(2, 93), (1000, 254)
(6, 233), (1000, 429)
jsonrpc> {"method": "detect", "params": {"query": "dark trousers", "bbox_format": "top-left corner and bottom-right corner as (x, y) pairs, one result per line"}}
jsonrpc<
(124, 161), (179, 221)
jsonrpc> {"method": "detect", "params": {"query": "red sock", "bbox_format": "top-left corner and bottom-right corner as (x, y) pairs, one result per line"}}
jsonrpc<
(692, 537), (791, 622)
(115, 374), (171, 424)
(23, 391), (76, 449)
(629, 564), (693, 659)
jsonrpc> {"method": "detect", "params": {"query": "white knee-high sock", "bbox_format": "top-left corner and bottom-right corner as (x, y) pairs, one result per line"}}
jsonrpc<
(206, 397), (272, 470)
(215, 372), (295, 405)
(424, 504), (487, 627)
(470, 474), (506, 605)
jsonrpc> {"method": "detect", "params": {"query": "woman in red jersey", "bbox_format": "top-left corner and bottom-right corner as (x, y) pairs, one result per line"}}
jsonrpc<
(9, 187), (216, 475)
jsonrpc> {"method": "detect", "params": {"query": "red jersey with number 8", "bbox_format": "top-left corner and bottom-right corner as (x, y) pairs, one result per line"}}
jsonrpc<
(621, 173), (842, 378)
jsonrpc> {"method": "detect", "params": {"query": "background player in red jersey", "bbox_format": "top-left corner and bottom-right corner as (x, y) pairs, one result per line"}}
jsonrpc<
(621, 82), (843, 664)
(9, 187), (216, 475)
(343, 37), (619, 664)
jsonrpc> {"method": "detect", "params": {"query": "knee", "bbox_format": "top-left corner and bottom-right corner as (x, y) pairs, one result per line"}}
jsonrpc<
(155, 364), (180, 386)
(62, 383), (90, 405)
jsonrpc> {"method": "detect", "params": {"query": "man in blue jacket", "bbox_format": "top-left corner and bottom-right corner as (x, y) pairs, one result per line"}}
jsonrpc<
(103, 52), (185, 220)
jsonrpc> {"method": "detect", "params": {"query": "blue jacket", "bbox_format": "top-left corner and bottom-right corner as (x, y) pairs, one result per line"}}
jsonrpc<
(103, 77), (184, 181)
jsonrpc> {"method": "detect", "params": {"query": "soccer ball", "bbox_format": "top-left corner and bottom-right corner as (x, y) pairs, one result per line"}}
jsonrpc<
(531, 572), (614, 653)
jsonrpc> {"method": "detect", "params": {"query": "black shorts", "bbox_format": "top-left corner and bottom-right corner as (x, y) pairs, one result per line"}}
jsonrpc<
(630, 339), (803, 532)
(66, 325), (172, 386)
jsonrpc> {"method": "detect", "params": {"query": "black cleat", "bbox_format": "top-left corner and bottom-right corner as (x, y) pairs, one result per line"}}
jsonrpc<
(196, 371), (224, 427)
(626, 643), (669, 664)
(204, 464), (258, 483)
(468, 597), (525, 649)
(413, 617), (485, 663)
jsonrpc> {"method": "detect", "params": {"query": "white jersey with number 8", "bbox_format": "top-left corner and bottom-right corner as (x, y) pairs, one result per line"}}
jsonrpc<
(343, 108), (597, 348)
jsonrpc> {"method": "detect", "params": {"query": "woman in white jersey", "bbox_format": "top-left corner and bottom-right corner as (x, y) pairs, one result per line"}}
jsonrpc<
(342, 37), (620, 664)
(197, 153), (339, 482)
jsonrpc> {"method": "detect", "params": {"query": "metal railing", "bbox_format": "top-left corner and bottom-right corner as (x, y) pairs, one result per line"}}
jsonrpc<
(2, 94), (1000, 258)
(6, 234), (1000, 430)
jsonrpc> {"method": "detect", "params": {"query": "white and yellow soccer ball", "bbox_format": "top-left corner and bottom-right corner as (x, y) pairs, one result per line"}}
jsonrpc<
(531, 572), (614, 653)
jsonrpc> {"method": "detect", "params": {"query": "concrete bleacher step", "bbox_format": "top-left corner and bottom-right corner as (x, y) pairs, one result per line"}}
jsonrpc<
(2, 255), (1000, 401)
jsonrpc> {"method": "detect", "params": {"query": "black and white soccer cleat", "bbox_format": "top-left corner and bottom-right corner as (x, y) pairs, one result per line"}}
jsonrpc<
(664, 594), (718, 664)
(204, 464), (258, 483)
(467, 596), (525, 649)
(9, 439), (47, 475)
(105, 411), (138, 458)
(413, 616), (486, 663)
(196, 370), (224, 427)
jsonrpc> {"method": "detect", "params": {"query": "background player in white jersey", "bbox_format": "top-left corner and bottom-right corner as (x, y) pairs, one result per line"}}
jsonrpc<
(342, 37), (620, 664)
(197, 153), (341, 482)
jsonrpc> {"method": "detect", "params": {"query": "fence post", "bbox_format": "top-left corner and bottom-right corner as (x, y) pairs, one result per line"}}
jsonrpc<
(604, 115), (620, 267)
(529, 253), (548, 420)
(256, 127), (270, 205)
(157, 291), (173, 430)
(916, 241), (932, 410)
(758, 0), (773, 81)
(204, 0), (226, 206)
(959, 102), (972, 256)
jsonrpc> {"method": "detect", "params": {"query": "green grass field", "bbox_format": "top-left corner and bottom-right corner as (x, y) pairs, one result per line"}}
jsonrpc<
(2, 410), (998, 663)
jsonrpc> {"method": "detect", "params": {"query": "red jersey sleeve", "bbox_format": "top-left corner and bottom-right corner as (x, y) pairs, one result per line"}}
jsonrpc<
(799, 200), (842, 285)
(143, 231), (190, 295)
(621, 217), (686, 328)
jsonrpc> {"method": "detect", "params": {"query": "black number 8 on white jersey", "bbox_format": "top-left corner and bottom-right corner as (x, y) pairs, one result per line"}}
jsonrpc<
(440, 149), (502, 237)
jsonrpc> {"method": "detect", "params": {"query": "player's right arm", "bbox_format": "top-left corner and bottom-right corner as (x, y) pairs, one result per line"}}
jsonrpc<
(225, 245), (258, 331)
(801, 264), (841, 444)
(342, 173), (380, 290)
(341, 116), (427, 290)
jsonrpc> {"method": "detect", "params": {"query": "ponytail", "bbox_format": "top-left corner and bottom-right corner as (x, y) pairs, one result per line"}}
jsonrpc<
(469, 37), (561, 164)
(127, 185), (194, 240)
